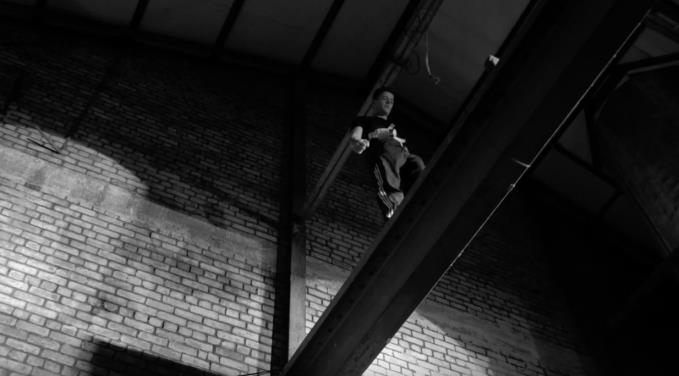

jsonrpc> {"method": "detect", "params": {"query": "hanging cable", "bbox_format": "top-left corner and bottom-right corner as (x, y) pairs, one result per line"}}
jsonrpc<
(424, 30), (440, 85)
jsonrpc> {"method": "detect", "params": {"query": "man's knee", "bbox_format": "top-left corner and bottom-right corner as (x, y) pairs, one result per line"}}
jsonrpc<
(409, 155), (425, 172)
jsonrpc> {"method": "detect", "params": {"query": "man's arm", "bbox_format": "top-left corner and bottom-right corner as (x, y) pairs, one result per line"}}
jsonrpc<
(350, 125), (369, 154)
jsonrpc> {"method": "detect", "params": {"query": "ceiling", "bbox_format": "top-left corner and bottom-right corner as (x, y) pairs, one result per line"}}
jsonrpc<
(0, 0), (531, 121)
(2, 0), (679, 256)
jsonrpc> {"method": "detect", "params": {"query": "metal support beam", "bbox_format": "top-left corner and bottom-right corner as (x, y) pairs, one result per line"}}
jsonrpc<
(583, 105), (603, 171)
(282, 0), (651, 374)
(615, 51), (679, 73)
(213, 0), (245, 56)
(129, 0), (150, 32)
(655, 0), (679, 24)
(272, 76), (308, 371)
(553, 144), (618, 188)
(544, 15), (643, 172)
(364, 0), (422, 86)
(644, 13), (679, 44)
(300, 0), (346, 68)
(597, 189), (621, 218)
(585, 49), (677, 257)
(288, 77), (307, 358)
(585, 19), (643, 113)
(299, 0), (443, 219)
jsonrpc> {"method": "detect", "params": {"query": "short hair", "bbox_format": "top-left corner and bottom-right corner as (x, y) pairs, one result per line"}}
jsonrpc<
(372, 86), (395, 100)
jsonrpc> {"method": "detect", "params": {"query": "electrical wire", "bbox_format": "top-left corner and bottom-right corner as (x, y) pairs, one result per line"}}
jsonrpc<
(424, 31), (440, 85)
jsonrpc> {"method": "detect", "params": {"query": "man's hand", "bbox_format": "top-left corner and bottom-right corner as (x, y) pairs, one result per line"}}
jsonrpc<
(351, 138), (370, 154)
(369, 124), (397, 140)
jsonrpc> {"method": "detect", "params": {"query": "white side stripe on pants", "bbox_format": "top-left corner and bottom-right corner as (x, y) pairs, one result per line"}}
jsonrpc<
(374, 164), (394, 211)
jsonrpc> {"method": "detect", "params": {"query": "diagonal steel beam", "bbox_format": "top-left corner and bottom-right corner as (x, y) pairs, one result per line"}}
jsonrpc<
(644, 10), (679, 45)
(282, 0), (652, 374)
(129, 0), (150, 31)
(212, 0), (245, 56)
(655, 0), (679, 24)
(616, 51), (679, 73)
(300, 0), (346, 68)
(364, 0), (423, 86)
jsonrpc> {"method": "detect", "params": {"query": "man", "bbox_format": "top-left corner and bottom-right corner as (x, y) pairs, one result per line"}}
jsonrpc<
(350, 87), (425, 219)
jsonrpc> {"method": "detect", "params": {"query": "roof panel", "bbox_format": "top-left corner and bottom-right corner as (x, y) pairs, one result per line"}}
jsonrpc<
(226, 0), (334, 64)
(395, 0), (530, 123)
(311, 0), (409, 78)
(631, 27), (679, 57)
(141, 0), (233, 45)
(532, 150), (615, 214)
(49, 0), (137, 25)
(559, 111), (592, 164)
(5, 0), (35, 5)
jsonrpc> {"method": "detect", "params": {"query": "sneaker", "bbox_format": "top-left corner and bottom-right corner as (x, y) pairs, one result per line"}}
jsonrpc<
(388, 192), (404, 206)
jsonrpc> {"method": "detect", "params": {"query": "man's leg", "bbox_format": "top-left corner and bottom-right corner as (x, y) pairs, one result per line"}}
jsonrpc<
(401, 154), (425, 194)
(373, 161), (403, 219)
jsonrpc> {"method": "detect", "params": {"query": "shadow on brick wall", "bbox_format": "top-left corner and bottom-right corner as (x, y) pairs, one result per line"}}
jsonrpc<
(0, 24), (288, 236)
(90, 340), (222, 376)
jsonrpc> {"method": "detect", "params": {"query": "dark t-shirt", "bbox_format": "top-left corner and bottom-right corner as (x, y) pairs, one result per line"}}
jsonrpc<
(352, 116), (405, 164)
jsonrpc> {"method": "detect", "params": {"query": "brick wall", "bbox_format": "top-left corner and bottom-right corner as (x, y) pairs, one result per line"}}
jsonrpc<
(0, 19), (284, 375)
(0, 173), (276, 375)
(0, 17), (597, 376)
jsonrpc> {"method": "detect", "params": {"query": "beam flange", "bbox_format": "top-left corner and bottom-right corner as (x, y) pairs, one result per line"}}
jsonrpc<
(288, 77), (307, 358)
(282, 0), (652, 374)
(553, 144), (618, 188)
(213, 0), (245, 56)
(616, 51), (679, 73)
(300, 0), (346, 68)
(129, 0), (150, 32)
(364, 0), (422, 86)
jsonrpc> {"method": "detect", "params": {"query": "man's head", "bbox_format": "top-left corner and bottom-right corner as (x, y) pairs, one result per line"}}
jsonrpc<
(371, 86), (395, 118)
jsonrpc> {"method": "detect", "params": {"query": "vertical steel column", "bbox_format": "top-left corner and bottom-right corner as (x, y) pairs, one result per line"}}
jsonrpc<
(288, 77), (307, 358)
(272, 75), (308, 372)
